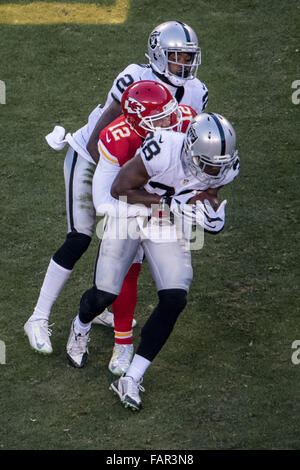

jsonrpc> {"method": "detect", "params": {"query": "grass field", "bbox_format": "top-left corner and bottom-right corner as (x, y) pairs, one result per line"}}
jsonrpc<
(0, 0), (299, 450)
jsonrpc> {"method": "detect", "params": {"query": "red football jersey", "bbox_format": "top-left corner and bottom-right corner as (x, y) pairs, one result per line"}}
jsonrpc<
(98, 105), (196, 167)
(179, 105), (197, 132)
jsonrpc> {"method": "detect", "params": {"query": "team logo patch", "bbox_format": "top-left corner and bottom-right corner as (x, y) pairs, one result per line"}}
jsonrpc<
(188, 126), (198, 144)
(124, 97), (146, 115)
(149, 31), (160, 49)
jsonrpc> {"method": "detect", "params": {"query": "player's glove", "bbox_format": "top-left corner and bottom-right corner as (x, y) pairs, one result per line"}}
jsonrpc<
(169, 194), (197, 223)
(195, 199), (227, 234)
(163, 193), (227, 234)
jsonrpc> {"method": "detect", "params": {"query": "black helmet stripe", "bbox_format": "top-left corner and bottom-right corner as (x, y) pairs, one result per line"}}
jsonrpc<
(177, 21), (191, 42)
(209, 113), (226, 155)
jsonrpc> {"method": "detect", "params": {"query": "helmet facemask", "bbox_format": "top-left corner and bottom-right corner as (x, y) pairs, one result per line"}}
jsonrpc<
(188, 152), (238, 186)
(139, 98), (183, 135)
(165, 48), (201, 83)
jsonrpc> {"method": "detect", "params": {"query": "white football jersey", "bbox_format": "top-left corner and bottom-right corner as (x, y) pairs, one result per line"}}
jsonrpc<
(140, 130), (239, 197)
(71, 63), (208, 164)
(105, 63), (208, 114)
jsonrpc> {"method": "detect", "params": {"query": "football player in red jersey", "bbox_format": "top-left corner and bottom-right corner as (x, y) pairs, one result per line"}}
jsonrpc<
(66, 81), (197, 373)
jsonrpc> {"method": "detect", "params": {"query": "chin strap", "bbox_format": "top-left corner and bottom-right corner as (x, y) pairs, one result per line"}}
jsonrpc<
(152, 69), (176, 87)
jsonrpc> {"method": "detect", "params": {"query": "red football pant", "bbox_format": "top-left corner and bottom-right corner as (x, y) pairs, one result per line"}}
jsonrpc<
(112, 263), (142, 345)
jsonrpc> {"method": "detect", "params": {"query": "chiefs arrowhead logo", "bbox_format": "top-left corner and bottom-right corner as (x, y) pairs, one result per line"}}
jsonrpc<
(124, 97), (146, 116)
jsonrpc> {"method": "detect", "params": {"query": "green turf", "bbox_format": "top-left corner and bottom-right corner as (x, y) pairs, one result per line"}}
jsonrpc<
(0, 0), (299, 450)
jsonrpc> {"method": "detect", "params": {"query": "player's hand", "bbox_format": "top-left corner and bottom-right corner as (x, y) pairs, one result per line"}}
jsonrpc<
(170, 196), (196, 222)
(195, 199), (227, 233)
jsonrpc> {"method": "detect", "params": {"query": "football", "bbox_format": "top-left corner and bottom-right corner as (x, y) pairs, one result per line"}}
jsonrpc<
(187, 188), (220, 210)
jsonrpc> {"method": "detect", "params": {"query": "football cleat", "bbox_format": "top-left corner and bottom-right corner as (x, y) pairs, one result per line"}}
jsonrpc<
(66, 318), (90, 368)
(108, 344), (134, 376)
(109, 375), (145, 411)
(92, 308), (137, 328)
(24, 318), (53, 355)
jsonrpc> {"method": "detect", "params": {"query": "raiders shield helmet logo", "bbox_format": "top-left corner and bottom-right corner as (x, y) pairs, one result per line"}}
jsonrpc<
(187, 126), (198, 145)
(149, 31), (160, 50)
(123, 97), (146, 115)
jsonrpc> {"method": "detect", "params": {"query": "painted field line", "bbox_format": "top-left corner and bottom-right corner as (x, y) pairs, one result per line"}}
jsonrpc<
(0, 1), (130, 24)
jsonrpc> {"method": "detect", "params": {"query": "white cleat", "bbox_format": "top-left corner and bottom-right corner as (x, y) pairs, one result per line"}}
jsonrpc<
(92, 308), (137, 328)
(66, 318), (90, 368)
(109, 375), (145, 411)
(24, 318), (53, 355)
(108, 344), (134, 376)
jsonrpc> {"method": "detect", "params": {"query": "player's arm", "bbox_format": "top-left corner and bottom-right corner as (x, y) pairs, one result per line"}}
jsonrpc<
(111, 152), (161, 208)
(93, 153), (151, 218)
(86, 99), (122, 163)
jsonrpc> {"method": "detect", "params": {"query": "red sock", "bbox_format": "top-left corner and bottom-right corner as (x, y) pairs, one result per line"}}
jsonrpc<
(113, 263), (142, 345)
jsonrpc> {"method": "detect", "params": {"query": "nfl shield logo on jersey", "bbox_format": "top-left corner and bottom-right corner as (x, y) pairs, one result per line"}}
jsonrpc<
(124, 97), (146, 116)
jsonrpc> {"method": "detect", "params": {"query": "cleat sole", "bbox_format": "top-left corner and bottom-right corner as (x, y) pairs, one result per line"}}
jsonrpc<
(109, 384), (141, 411)
(66, 352), (88, 368)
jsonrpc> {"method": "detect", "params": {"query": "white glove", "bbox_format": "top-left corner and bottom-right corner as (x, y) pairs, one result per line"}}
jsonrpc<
(45, 126), (68, 151)
(170, 195), (197, 222)
(196, 199), (227, 233)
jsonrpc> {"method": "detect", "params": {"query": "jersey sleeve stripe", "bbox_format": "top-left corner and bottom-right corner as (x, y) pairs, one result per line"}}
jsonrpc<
(98, 141), (119, 164)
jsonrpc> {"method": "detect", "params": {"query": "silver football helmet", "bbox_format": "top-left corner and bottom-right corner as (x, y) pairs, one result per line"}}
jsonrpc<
(182, 113), (238, 186)
(146, 21), (201, 87)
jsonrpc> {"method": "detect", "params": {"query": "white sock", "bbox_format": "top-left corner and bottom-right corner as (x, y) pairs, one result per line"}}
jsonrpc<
(31, 259), (72, 321)
(74, 315), (91, 335)
(125, 354), (151, 382)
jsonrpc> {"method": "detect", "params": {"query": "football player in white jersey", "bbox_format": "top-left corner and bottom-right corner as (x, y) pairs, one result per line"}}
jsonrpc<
(87, 20), (208, 162)
(24, 21), (208, 355)
(67, 113), (240, 410)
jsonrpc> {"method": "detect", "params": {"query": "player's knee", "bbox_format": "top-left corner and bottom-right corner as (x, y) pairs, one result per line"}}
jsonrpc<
(158, 288), (187, 314)
(79, 286), (117, 323)
(53, 231), (92, 270)
(138, 289), (187, 362)
(141, 289), (187, 339)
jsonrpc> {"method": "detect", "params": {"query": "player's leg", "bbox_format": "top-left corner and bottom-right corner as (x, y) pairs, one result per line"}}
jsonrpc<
(110, 239), (193, 410)
(93, 248), (143, 331)
(67, 217), (141, 367)
(24, 148), (95, 354)
(93, 250), (142, 333)
(92, 265), (140, 330)
(107, 246), (143, 375)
